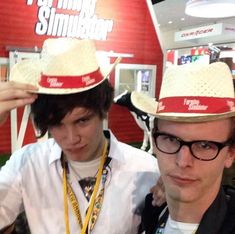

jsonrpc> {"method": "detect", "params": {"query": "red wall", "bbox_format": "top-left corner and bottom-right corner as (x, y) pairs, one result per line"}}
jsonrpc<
(0, 0), (163, 153)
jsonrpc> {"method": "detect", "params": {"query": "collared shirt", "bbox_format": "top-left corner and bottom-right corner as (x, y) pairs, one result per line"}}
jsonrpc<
(0, 130), (159, 234)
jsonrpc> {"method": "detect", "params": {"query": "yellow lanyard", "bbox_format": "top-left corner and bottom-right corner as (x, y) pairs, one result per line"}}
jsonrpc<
(63, 139), (108, 234)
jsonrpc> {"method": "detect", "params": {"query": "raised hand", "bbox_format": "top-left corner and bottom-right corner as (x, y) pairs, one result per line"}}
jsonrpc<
(0, 81), (38, 126)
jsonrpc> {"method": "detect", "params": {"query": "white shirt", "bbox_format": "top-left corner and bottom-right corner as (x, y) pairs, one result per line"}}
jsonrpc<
(0, 130), (160, 234)
(157, 216), (199, 234)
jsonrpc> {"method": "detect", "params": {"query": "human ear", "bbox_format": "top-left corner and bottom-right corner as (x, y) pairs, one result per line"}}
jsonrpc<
(224, 147), (235, 168)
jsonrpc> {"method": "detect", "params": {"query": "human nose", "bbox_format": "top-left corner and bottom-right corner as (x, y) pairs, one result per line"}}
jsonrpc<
(175, 145), (193, 168)
(66, 126), (81, 144)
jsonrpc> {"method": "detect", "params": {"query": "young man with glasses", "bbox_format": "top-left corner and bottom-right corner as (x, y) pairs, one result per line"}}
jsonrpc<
(133, 62), (235, 234)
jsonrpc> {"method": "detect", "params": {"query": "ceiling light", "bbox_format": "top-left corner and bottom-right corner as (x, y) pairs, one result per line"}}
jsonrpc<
(185, 0), (235, 18)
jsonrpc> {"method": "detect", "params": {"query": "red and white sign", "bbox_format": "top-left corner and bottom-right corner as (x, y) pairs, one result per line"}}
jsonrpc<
(175, 23), (223, 41)
(175, 23), (235, 42)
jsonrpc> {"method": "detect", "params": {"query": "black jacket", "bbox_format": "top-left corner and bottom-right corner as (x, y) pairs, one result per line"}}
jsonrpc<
(141, 185), (235, 234)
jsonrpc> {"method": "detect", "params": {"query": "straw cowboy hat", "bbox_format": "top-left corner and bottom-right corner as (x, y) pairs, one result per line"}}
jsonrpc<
(10, 38), (121, 94)
(132, 62), (235, 122)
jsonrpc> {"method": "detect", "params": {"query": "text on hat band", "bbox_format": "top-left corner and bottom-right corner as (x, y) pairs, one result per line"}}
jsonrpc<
(157, 96), (235, 114)
(40, 68), (103, 89)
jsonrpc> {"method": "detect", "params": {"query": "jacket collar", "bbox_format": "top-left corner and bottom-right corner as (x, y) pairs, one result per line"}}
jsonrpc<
(196, 187), (227, 234)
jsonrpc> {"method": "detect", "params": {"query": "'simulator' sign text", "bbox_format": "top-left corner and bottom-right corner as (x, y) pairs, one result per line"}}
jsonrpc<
(27, 0), (114, 40)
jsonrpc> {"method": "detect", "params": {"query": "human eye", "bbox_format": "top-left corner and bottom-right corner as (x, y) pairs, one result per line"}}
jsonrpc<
(75, 114), (94, 125)
(50, 121), (62, 127)
(75, 117), (89, 125)
(196, 141), (217, 150)
(160, 134), (178, 144)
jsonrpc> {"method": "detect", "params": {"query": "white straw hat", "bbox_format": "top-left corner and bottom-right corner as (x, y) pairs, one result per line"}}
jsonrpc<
(10, 38), (121, 94)
(132, 62), (235, 122)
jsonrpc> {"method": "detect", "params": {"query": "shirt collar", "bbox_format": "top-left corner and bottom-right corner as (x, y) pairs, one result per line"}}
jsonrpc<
(48, 139), (62, 165)
(105, 130), (125, 163)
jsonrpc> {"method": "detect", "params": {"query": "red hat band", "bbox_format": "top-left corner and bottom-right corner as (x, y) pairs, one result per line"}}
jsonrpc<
(157, 96), (235, 114)
(39, 68), (103, 89)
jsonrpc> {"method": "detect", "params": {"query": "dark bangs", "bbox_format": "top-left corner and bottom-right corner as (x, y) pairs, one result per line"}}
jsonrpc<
(31, 80), (114, 137)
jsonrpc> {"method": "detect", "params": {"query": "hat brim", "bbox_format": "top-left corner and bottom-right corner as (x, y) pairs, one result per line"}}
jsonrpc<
(131, 91), (235, 122)
(10, 57), (121, 95)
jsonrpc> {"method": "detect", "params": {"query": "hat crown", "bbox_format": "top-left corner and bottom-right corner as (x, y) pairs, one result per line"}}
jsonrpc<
(41, 38), (99, 76)
(159, 62), (234, 99)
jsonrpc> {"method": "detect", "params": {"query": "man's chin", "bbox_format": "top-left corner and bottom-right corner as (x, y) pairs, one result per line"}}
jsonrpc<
(166, 185), (198, 203)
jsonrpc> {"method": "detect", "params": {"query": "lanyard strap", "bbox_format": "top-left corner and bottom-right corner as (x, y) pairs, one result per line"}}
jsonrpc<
(63, 166), (71, 234)
(81, 142), (107, 234)
(89, 187), (105, 231)
(63, 139), (108, 234)
(67, 182), (83, 228)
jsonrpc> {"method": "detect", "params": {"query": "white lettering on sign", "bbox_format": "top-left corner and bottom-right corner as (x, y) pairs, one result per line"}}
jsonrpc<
(26, 0), (53, 7)
(57, 0), (96, 17)
(27, 0), (114, 41)
(26, 0), (34, 5)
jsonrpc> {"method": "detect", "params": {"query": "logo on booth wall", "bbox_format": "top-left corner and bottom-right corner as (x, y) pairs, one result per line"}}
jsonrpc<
(26, 0), (114, 40)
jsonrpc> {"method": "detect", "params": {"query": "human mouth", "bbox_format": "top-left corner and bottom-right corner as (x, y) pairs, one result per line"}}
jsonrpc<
(169, 174), (197, 186)
(66, 145), (86, 153)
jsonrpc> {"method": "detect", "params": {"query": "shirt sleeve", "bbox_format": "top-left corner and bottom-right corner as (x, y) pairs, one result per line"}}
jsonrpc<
(0, 150), (25, 228)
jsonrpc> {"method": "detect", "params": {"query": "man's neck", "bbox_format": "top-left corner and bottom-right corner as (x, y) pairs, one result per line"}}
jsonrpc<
(166, 188), (220, 223)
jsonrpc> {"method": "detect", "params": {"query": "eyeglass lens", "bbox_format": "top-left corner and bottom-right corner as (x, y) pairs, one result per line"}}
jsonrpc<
(153, 132), (229, 161)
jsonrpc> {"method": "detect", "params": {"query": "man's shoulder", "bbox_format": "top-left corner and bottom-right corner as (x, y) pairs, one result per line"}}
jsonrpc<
(9, 138), (58, 166)
(224, 185), (235, 213)
(120, 142), (152, 154)
(119, 142), (157, 162)
(214, 185), (235, 234)
(108, 130), (155, 157)
(16, 138), (56, 155)
(141, 193), (168, 234)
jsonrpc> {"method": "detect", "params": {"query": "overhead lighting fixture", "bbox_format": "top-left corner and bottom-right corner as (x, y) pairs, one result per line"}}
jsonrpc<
(185, 0), (235, 18)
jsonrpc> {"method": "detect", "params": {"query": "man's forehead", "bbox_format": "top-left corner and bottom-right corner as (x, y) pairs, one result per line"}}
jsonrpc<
(65, 107), (95, 118)
(157, 118), (233, 130)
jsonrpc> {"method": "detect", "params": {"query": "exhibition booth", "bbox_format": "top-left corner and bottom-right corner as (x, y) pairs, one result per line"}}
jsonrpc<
(1, 0), (235, 155)
(0, 0), (163, 154)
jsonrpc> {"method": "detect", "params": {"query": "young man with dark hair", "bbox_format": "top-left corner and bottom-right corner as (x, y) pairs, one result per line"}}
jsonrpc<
(0, 38), (160, 234)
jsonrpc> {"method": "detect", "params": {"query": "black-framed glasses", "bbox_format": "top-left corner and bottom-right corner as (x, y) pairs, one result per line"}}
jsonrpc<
(153, 132), (231, 161)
